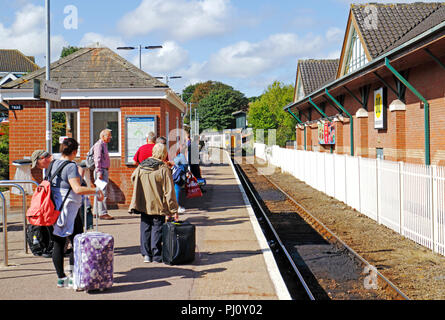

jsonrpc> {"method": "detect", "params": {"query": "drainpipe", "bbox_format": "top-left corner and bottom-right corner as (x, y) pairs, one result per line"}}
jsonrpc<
(384, 57), (430, 165)
(325, 89), (354, 156)
(286, 108), (306, 150)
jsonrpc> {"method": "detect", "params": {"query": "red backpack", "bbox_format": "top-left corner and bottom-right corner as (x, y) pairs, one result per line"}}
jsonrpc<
(26, 160), (72, 226)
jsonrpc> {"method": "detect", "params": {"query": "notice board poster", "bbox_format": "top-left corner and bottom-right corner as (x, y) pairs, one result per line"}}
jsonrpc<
(374, 87), (387, 129)
(318, 120), (335, 145)
(125, 115), (157, 164)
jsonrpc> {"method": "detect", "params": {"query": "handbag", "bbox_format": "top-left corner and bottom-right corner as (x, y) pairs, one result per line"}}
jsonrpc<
(186, 176), (203, 199)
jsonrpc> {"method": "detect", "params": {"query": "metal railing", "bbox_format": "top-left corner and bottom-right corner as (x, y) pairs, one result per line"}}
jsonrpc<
(0, 192), (6, 267)
(0, 180), (39, 266)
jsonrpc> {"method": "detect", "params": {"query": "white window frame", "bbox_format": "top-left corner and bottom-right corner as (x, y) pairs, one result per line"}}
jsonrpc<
(344, 27), (368, 75)
(90, 108), (121, 157)
(296, 71), (305, 101)
(50, 108), (80, 158)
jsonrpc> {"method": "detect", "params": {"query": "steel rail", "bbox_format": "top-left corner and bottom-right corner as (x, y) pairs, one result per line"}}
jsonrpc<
(231, 157), (315, 300)
(254, 164), (409, 300)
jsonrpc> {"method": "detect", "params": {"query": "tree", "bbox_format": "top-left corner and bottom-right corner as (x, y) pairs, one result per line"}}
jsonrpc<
(61, 46), (80, 58)
(0, 123), (9, 183)
(182, 83), (198, 103)
(197, 87), (248, 131)
(247, 81), (296, 147)
(182, 81), (249, 131)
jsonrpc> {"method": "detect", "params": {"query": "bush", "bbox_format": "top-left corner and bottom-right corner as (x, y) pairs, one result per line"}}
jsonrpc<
(0, 123), (9, 190)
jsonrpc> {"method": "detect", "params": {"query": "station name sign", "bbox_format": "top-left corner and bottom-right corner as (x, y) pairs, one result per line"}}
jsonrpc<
(33, 79), (61, 102)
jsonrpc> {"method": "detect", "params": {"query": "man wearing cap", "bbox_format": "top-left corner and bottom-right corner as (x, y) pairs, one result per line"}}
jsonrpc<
(31, 150), (53, 170)
(92, 129), (114, 220)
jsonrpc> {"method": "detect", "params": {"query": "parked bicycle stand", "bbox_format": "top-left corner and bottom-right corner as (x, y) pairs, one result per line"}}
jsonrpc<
(0, 180), (38, 266)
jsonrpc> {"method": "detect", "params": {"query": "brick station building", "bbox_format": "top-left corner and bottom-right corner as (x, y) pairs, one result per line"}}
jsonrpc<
(286, 2), (445, 166)
(0, 46), (186, 207)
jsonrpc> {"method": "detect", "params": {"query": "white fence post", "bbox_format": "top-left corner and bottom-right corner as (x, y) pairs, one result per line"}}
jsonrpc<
(399, 161), (404, 236)
(431, 165), (438, 253)
(376, 159), (381, 225)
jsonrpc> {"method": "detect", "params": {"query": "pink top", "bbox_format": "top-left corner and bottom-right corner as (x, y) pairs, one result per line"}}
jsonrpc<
(93, 140), (110, 173)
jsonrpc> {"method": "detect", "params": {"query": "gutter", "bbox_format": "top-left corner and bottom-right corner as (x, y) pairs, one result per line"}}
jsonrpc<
(285, 19), (445, 110)
(285, 19), (445, 164)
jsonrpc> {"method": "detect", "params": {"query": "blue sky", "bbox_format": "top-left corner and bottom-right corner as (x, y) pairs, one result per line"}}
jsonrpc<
(0, 0), (436, 97)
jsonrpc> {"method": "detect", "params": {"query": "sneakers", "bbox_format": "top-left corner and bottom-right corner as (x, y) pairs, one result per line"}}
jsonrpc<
(57, 275), (74, 289)
(57, 277), (68, 288)
(178, 206), (186, 214)
(143, 256), (152, 263)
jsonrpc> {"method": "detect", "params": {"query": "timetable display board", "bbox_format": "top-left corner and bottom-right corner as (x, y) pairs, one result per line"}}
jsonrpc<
(125, 115), (157, 164)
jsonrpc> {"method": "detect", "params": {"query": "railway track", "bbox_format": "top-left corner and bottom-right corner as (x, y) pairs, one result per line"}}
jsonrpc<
(230, 155), (409, 300)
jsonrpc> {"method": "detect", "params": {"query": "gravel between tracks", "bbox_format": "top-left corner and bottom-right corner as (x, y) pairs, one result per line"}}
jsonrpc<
(249, 157), (445, 300)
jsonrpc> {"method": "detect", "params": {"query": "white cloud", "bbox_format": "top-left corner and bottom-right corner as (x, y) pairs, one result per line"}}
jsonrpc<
(0, 4), (67, 62)
(326, 27), (344, 43)
(198, 33), (325, 78)
(137, 41), (190, 74)
(118, 0), (233, 41)
(79, 32), (126, 51)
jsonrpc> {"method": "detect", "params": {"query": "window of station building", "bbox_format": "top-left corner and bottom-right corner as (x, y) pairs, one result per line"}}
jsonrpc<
(296, 72), (304, 101)
(90, 109), (120, 155)
(344, 28), (368, 75)
(51, 110), (80, 155)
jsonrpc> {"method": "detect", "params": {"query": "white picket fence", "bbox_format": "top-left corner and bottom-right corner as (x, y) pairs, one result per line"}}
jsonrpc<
(254, 143), (445, 256)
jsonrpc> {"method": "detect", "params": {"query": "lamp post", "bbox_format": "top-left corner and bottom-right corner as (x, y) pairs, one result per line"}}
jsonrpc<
(45, 0), (51, 153)
(116, 45), (163, 69)
(155, 75), (182, 86)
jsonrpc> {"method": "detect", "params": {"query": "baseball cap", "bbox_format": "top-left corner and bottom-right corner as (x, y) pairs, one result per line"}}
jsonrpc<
(31, 150), (50, 168)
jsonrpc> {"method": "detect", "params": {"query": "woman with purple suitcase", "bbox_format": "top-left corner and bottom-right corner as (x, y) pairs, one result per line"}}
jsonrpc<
(48, 138), (104, 288)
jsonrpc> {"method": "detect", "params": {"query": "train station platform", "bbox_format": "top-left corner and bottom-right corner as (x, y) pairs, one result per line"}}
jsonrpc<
(0, 150), (290, 301)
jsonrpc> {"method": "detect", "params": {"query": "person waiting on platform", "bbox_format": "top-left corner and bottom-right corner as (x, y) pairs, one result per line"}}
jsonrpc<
(155, 136), (174, 167)
(31, 150), (53, 170)
(129, 143), (179, 263)
(92, 129), (114, 220)
(188, 135), (202, 179)
(133, 131), (156, 165)
(173, 144), (188, 214)
(49, 138), (104, 288)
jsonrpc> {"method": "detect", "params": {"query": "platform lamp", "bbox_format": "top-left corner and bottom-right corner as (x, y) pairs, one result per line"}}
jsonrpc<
(155, 75), (182, 86)
(117, 45), (163, 69)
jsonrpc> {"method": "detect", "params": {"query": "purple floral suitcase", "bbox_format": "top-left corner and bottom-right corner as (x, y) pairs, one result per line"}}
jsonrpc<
(73, 231), (114, 292)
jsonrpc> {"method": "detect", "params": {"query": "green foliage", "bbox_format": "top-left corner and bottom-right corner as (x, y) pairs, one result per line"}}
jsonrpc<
(61, 46), (80, 58)
(197, 87), (248, 131)
(182, 83), (198, 104)
(0, 123), (9, 182)
(182, 81), (249, 132)
(247, 81), (296, 147)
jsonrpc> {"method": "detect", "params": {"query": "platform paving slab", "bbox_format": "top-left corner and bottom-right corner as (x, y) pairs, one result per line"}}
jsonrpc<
(0, 151), (283, 300)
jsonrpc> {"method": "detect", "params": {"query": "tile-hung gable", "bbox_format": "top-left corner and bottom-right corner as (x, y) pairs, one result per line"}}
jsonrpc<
(338, 2), (445, 77)
(294, 59), (339, 102)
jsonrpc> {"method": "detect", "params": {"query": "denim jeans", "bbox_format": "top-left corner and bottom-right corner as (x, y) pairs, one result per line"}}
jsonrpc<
(140, 214), (165, 262)
(174, 183), (181, 205)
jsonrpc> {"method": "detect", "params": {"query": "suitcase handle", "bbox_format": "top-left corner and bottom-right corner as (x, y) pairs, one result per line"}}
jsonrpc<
(83, 193), (98, 232)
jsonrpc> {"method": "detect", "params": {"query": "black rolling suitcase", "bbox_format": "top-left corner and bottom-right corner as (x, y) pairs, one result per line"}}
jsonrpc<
(162, 221), (195, 265)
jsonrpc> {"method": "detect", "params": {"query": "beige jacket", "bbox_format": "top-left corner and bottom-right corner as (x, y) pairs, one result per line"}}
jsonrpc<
(129, 158), (178, 216)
